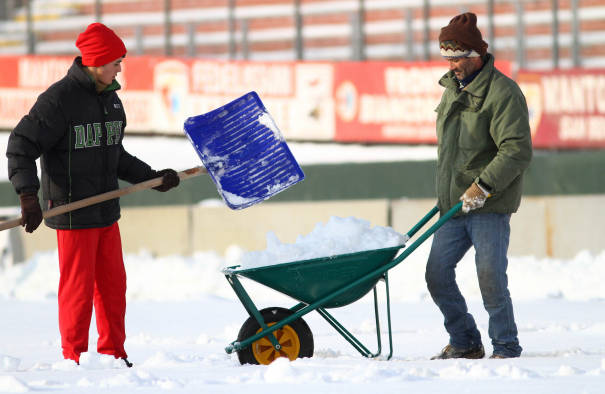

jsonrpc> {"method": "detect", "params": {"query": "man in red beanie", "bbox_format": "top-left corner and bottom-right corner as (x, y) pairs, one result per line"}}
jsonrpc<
(6, 23), (180, 367)
(426, 12), (532, 360)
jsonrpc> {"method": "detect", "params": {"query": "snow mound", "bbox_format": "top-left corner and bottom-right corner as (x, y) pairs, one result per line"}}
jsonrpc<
(237, 216), (407, 269)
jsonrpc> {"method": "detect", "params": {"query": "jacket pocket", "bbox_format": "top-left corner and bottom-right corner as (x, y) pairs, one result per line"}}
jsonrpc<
(458, 111), (492, 150)
(454, 166), (482, 191)
(47, 198), (67, 210)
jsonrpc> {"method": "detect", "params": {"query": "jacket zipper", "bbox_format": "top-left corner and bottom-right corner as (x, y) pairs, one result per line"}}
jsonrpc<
(68, 123), (73, 229)
(99, 94), (109, 209)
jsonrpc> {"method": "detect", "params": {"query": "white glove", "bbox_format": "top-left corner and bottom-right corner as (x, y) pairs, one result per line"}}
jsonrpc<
(460, 182), (490, 213)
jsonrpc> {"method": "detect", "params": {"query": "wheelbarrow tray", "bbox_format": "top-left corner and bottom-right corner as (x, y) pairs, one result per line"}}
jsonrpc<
(226, 245), (403, 308)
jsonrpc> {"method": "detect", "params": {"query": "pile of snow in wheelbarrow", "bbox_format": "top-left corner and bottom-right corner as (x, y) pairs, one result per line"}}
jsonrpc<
(238, 216), (407, 269)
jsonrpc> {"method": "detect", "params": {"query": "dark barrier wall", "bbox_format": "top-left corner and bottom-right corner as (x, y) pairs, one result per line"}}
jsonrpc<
(0, 150), (603, 207)
(268, 150), (605, 201)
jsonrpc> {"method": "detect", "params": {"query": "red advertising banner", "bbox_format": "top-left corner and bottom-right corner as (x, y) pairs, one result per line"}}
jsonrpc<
(0, 55), (336, 141)
(2, 54), (601, 149)
(120, 58), (338, 140)
(517, 69), (605, 148)
(333, 61), (444, 144)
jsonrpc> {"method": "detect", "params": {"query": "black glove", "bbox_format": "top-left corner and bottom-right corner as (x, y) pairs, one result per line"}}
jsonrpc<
(152, 169), (180, 192)
(19, 192), (43, 233)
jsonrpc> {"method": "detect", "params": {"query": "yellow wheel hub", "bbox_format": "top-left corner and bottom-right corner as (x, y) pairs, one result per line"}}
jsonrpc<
(252, 322), (301, 365)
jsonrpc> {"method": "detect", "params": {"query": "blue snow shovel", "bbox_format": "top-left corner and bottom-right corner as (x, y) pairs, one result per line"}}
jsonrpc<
(184, 91), (305, 210)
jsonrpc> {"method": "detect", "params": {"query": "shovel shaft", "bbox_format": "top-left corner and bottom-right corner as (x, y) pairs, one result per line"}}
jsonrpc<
(0, 166), (207, 232)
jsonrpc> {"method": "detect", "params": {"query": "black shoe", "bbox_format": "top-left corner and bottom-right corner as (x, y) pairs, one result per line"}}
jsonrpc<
(122, 358), (133, 368)
(431, 344), (485, 360)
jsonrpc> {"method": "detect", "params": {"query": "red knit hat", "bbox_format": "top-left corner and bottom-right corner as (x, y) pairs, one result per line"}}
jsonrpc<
(76, 23), (126, 67)
(439, 12), (488, 58)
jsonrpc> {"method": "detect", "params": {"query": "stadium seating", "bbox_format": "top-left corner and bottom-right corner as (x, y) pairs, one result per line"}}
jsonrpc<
(0, 0), (604, 69)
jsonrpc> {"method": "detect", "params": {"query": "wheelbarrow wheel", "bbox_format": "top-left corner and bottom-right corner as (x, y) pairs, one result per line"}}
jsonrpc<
(236, 307), (314, 365)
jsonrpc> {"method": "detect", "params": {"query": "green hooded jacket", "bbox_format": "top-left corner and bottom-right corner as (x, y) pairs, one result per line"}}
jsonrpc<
(435, 54), (533, 216)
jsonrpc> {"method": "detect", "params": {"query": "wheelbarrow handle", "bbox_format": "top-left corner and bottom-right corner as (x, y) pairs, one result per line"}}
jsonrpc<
(0, 166), (207, 232)
(406, 206), (440, 239)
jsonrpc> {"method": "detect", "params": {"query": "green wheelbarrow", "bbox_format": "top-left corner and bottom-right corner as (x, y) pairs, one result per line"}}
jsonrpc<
(223, 202), (463, 365)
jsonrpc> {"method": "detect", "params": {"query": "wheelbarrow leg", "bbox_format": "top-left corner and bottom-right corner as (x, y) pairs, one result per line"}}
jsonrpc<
(383, 272), (394, 360)
(225, 274), (282, 352)
(315, 272), (393, 360)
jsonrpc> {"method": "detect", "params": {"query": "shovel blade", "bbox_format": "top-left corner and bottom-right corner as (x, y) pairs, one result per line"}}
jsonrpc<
(184, 91), (304, 209)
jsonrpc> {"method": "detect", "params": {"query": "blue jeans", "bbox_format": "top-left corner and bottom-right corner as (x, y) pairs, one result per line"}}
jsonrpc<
(425, 213), (522, 357)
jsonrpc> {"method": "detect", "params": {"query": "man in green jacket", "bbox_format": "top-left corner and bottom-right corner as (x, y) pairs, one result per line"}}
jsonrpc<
(426, 12), (532, 359)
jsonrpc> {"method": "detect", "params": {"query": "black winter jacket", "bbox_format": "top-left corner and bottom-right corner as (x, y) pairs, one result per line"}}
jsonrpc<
(6, 57), (156, 229)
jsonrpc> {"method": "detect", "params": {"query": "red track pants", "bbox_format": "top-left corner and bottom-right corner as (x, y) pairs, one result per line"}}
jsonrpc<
(56, 222), (128, 363)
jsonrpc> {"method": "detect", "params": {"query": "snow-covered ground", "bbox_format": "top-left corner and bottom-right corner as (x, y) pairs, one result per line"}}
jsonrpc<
(1, 235), (604, 393)
(1, 133), (604, 393)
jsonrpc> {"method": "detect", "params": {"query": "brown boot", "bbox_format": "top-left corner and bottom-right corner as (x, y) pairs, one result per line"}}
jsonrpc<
(431, 344), (485, 360)
(490, 353), (518, 359)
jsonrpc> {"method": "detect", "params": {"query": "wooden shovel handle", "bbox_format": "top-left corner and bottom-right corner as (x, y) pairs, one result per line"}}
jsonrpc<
(0, 166), (207, 232)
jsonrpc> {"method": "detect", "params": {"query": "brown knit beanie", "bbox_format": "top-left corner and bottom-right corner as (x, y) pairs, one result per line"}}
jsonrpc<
(439, 12), (488, 58)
